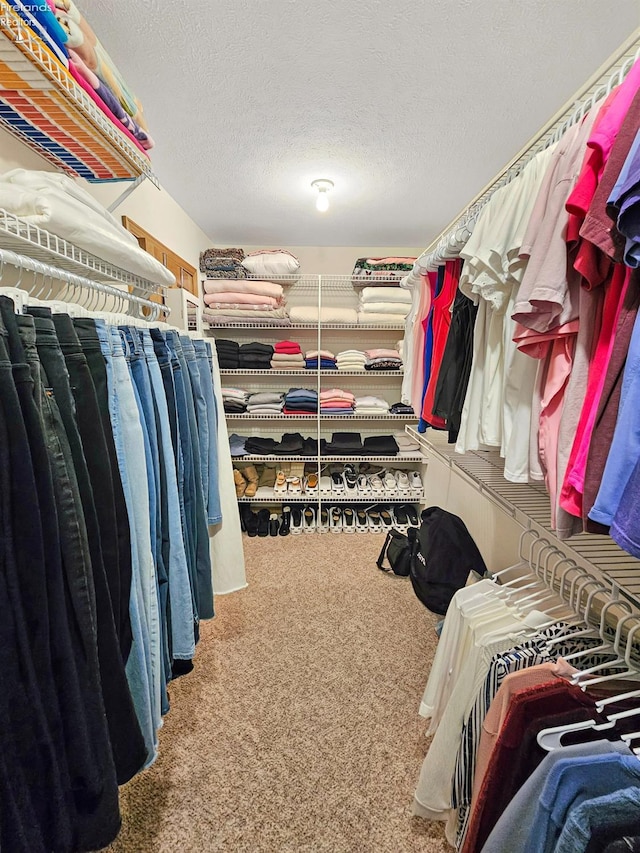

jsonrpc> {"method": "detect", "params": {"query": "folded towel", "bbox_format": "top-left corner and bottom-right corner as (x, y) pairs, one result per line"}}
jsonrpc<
(289, 306), (358, 324)
(203, 306), (290, 320)
(204, 292), (280, 308)
(203, 279), (284, 299)
(360, 286), (413, 304)
(358, 302), (411, 315)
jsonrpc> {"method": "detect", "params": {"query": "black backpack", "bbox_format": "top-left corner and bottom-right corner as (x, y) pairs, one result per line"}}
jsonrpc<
(410, 506), (487, 616)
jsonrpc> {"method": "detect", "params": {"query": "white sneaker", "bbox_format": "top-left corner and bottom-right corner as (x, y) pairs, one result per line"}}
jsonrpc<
(396, 470), (410, 492)
(383, 472), (397, 493)
(369, 475), (384, 494)
(410, 471), (423, 492)
(357, 474), (370, 494)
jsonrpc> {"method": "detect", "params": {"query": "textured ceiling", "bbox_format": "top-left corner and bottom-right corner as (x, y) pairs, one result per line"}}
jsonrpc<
(83, 0), (639, 247)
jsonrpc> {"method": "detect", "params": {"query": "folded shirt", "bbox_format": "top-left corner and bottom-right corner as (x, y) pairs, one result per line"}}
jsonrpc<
(246, 404), (284, 413)
(389, 402), (415, 415)
(320, 388), (355, 400)
(247, 392), (284, 405)
(305, 359), (337, 370)
(221, 387), (248, 397)
(359, 286), (412, 304)
(229, 433), (248, 456)
(355, 395), (389, 408)
(203, 279), (284, 299)
(283, 408), (318, 415)
(276, 433), (305, 454)
(394, 431), (421, 452)
(305, 349), (335, 359)
(320, 409), (354, 415)
(271, 352), (305, 362)
(289, 306), (358, 324)
(363, 435), (399, 455)
(224, 401), (247, 413)
(365, 360), (402, 371)
(244, 437), (279, 455)
(324, 432), (364, 454)
(365, 348), (401, 359)
(286, 388), (318, 399)
(274, 340), (302, 354)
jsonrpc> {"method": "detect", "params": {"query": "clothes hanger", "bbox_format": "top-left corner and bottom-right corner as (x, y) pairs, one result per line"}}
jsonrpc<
(562, 599), (633, 664)
(544, 580), (610, 648)
(568, 612), (639, 681)
(577, 618), (640, 688)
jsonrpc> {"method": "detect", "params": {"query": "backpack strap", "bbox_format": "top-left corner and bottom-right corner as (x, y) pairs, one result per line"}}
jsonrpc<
(376, 531), (393, 572)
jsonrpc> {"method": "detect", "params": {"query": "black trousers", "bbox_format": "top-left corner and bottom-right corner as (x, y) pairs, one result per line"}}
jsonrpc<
(73, 317), (133, 658)
(52, 314), (147, 785)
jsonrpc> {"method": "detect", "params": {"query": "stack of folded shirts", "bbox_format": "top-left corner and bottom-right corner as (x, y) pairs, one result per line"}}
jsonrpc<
(215, 338), (240, 369)
(319, 388), (355, 415)
(271, 340), (304, 370)
(283, 388), (318, 415)
(357, 286), (413, 325)
(244, 436), (279, 455)
(324, 432), (364, 455)
(304, 436), (327, 456)
(336, 350), (367, 371)
(275, 433), (305, 454)
(200, 247), (247, 278)
(354, 395), (390, 415)
(246, 391), (285, 414)
(364, 348), (403, 370)
(389, 402), (415, 415)
(352, 257), (416, 284)
(222, 388), (248, 413)
(305, 349), (337, 370)
(239, 342), (274, 370)
(362, 435), (400, 455)
(229, 434), (249, 456)
(394, 431), (422, 454)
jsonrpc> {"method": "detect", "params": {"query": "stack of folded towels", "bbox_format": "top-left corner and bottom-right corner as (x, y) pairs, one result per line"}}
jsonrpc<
(354, 395), (390, 415)
(202, 273), (291, 326)
(239, 342), (273, 370)
(271, 340), (305, 370)
(283, 388), (318, 415)
(222, 388), (248, 413)
(246, 392), (284, 415)
(215, 339), (240, 369)
(319, 388), (355, 415)
(364, 348), (403, 370)
(394, 431), (422, 454)
(357, 286), (413, 325)
(336, 349), (367, 371)
(305, 349), (337, 370)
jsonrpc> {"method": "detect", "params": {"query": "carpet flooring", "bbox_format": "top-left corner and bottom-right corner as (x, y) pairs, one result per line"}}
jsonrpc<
(107, 534), (447, 852)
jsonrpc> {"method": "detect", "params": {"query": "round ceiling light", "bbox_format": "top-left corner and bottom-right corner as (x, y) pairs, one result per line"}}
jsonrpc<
(311, 179), (334, 213)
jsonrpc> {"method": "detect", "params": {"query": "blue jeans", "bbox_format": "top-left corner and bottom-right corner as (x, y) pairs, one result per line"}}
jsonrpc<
(180, 336), (209, 509)
(96, 321), (160, 765)
(194, 339), (222, 525)
(121, 326), (170, 716)
(140, 329), (195, 660)
(166, 332), (214, 621)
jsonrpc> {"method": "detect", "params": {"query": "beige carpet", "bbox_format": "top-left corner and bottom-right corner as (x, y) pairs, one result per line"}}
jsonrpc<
(107, 534), (447, 852)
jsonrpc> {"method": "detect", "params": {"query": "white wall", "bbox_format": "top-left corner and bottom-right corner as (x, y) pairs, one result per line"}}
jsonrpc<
(0, 127), (422, 277)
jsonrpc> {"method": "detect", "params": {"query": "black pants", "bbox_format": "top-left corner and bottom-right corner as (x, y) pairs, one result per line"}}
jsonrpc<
(73, 317), (133, 659)
(53, 314), (147, 785)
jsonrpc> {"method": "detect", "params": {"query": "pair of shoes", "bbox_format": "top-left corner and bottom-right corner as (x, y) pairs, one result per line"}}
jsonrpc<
(303, 473), (319, 495)
(325, 506), (357, 533)
(234, 465), (259, 498)
(392, 504), (419, 531)
(274, 470), (305, 495)
(240, 505), (259, 537)
(279, 506), (291, 536)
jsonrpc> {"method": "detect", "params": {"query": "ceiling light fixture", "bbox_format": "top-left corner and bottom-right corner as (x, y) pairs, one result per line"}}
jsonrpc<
(311, 179), (334, 213)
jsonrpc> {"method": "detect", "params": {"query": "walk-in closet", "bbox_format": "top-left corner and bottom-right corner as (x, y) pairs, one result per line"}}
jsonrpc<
(1, 2), (640, 852)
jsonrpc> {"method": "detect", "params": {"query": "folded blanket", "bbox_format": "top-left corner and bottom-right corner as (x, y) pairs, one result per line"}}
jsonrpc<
(200, 247), (244, 271)
(289, 306), (358, 324)
(242, 250), (300, 281)
(204, 313), (292, 327)
(204, 268), (247, 280)
(0, 172), (174, 286)
(203, 279), (284, 299)
(360, 286), (412, 304)
(358, 302), (411, 315)
(203, 306), (290, 320)
(356, 312), (405, 325)
(204, 292), (281, 308)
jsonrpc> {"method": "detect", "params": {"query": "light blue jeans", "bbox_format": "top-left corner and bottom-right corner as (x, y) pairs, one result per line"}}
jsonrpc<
(180, 336), (209, 507)
(96, 321), (160, 766)
(140, 329), (195, 660)
(194, 339), (222, 525)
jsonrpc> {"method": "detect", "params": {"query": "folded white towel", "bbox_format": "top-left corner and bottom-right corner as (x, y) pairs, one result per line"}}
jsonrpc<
(203, 279), (284, 299)
(290, 306), (358, 324)
(357, 312), (406, 325)
(359, 302), (411, 315)
(360, 286), (412, 304)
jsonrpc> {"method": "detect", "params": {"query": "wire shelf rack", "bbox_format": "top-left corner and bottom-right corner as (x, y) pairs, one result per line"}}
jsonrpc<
(219, 369), (404, 377)
(233, 454), (425, 463)
(225, 414), (417, 420)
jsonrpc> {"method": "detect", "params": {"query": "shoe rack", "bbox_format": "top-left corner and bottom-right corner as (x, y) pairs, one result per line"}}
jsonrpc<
(206, 275), (428, 534)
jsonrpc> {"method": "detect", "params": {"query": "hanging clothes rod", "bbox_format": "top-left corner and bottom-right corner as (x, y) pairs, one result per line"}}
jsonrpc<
(416, 27), (640, 271)
(0, 247), (171, 322)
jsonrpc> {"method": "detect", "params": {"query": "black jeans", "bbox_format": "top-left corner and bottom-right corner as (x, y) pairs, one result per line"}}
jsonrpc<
(53, 314), (147, 785)
(73, 317), (133, 659)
